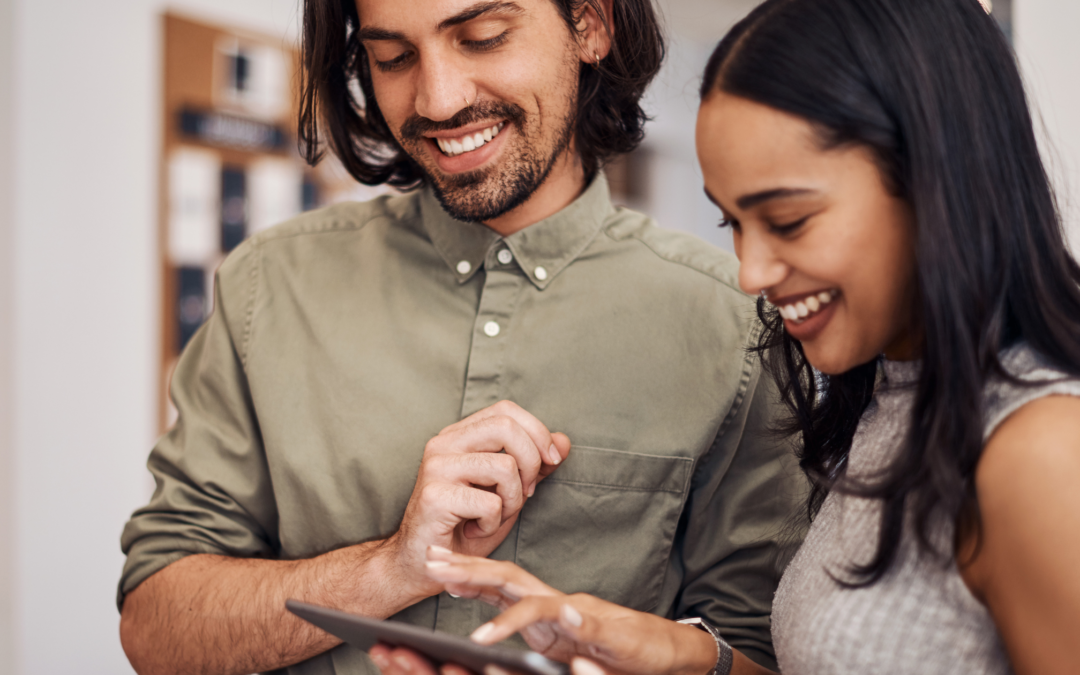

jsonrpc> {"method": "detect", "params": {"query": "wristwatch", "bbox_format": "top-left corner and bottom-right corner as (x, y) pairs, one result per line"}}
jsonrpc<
(677, 617), (734, 675)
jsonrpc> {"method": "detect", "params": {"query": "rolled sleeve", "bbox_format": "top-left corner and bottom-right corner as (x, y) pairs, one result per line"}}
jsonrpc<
(118, 244), (278, 610)
(676, 356), (809, 669)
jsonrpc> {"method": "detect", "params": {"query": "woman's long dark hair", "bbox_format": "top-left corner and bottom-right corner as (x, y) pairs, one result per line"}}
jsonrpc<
(299, 0), (664, 189)
(701, 0), (1080, 585)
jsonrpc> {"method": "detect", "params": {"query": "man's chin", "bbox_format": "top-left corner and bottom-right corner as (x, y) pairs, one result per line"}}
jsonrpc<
(425, 164), (543, 224)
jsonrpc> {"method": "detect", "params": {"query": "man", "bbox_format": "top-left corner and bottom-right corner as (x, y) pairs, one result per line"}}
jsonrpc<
(118, 0), (804, 674)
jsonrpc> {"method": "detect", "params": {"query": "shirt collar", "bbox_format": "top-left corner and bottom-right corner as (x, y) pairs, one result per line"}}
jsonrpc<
(420, 173), (614, 290)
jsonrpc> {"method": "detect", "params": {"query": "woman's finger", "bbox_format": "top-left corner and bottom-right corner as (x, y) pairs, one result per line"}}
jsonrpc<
(425, 549), (560, 599)
(571, 657), (609, 675)
(382, 646), (440, 675)
(470, 596), (566, 645)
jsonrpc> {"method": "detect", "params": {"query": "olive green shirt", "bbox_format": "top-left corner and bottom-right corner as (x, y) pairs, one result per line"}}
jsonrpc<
(119, 175), (805, 674)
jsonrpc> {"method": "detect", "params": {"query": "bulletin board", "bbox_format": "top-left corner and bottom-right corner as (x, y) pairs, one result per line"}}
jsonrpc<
(159, 13), (356, 430)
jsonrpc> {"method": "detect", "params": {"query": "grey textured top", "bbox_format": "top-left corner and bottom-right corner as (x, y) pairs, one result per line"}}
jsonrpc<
(772, 343), (1080, 674)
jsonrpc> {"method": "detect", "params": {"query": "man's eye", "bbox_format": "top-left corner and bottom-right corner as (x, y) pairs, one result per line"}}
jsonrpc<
(464, 31), (509, 51)
(374, 51), (413, 73)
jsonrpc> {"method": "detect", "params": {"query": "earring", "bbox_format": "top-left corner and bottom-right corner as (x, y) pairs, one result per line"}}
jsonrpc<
(593, 51), (601, 68)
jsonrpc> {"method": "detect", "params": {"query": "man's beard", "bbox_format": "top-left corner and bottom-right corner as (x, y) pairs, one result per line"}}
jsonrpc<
(398, 99), (576, 223)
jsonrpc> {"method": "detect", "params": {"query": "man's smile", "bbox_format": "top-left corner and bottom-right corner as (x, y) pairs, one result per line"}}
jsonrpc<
(428, 121), (508, 157)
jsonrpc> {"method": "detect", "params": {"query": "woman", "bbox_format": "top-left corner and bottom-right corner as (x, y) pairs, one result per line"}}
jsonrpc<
(371, 0), (1080, 673)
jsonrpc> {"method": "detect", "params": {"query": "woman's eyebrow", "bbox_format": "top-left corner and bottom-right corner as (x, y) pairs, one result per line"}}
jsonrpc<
(735, 187), (817, 210)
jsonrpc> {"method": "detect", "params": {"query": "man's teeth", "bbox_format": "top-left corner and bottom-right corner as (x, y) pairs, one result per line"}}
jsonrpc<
(436, 122), (506, 157)
(776, 290), (839, 323)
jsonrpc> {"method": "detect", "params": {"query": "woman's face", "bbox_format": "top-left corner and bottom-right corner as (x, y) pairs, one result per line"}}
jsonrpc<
(696, 92), (918, 374)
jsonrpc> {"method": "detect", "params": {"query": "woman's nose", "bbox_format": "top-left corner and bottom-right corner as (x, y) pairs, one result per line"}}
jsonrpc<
(735, 228), (789, 297)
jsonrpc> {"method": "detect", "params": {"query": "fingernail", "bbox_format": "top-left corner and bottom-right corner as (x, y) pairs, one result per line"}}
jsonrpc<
(370, 652), (390, 670)
(425, 561), (450, 569)
(527, 483), (536, 498)
(392, 655), (414, 673)
(428, 545), (453, 556)
(485, 666), (512, 675)
(471, 622), (497, 643)
(502, 582), (528, 601)
(549, 444), (560, 465)
(560, 603), (583, 628)
(572, 658), (605, 675)
(447, 591), (461, 598)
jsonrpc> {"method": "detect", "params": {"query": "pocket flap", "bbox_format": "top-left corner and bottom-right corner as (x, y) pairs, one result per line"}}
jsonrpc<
(544, 445), (693, 494)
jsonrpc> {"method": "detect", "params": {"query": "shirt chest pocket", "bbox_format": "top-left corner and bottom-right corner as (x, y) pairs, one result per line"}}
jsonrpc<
(514, 446), (694, 612)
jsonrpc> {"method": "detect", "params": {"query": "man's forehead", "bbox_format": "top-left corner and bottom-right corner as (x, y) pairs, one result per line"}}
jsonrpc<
(355, 0), (532, 35)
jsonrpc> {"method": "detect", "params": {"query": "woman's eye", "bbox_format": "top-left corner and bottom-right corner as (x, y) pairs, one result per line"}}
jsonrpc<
(718, 217), (741, 231)
(464, 31), (509, 51)
(374, 51), (413, 73)
(768, 216), (809, 235)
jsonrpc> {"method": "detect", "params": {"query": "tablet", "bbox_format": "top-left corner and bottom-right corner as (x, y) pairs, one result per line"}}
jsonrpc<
(286, 599), (569, 675)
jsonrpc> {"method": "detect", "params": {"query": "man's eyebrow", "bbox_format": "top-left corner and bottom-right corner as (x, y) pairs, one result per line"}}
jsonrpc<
(356, 2), (525, 43)
(437, 1), (526, 31)
(356, 26), (406, 42)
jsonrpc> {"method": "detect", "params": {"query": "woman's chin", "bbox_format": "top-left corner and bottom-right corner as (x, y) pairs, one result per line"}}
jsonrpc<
(801, 342), (870, 377)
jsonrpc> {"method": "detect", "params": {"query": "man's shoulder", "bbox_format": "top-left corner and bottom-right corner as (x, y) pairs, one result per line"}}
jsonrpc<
(250, 191), (420, 246)
(217, 191), (421, 276)
(602, 207), (745, 296)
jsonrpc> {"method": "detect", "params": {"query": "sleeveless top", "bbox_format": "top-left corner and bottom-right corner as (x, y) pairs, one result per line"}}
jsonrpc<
(771, 344), (1080, 674)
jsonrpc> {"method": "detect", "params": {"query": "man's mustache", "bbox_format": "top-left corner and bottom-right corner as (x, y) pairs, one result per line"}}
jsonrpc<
(400, 102), (525, 142)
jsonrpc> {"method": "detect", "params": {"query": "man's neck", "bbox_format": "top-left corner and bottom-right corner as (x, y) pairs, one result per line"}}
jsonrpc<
(481, 151), (587, 237)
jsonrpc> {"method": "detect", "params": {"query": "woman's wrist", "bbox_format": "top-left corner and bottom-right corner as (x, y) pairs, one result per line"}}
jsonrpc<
(671, 620), (723, 675)
(673, 617), (734, 673)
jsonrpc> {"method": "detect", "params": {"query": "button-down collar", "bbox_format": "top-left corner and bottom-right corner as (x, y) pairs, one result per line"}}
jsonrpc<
(420, 173), (614, 289)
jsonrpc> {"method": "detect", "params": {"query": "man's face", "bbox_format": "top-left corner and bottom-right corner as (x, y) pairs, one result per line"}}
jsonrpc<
(355, 0), (582, 223)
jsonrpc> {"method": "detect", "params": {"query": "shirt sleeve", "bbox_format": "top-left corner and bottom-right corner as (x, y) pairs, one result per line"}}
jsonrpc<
(117, 243), (279, 611)
(674, 352), (809, 670)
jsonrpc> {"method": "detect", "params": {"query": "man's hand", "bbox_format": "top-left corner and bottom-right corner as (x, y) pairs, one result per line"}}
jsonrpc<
(384, 400), (571, 599)
(120, 401), (569, 675)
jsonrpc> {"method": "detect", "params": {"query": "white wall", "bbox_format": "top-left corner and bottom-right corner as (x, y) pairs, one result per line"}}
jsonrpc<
(1015, 0), (1080, 250)
(2, 0), (18, 672)
(5, 1), (299, 673)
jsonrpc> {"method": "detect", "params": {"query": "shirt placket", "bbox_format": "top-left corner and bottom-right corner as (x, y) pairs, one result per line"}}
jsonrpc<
(458, 241), (526, 418)
(436, 242), (526, 635)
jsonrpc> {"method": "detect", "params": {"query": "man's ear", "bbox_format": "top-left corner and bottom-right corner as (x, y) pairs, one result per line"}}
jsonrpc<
(574, 0), (614, 67)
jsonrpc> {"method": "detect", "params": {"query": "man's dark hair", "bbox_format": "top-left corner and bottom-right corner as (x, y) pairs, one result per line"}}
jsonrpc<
(701, 0), (1080, 586)
(298, 0), (664, 189)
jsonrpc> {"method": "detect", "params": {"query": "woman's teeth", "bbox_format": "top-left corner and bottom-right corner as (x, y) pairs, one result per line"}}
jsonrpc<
(777, 290), (839, 323)
(436, 122), (506, 157)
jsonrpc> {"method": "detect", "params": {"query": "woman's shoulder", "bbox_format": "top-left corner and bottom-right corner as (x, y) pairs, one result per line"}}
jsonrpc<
(982, 342), (1080, 442)
(969, 348), (1080, 672)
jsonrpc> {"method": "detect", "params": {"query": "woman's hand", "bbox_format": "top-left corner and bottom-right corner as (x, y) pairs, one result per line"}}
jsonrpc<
(423, 548), (720, 675)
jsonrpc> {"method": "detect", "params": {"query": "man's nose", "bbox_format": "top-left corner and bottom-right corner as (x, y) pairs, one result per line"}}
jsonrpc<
(414, 51), (472, 122)
(736, 228), (789, 297)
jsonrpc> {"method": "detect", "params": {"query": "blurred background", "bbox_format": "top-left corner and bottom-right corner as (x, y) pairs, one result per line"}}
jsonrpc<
(0, 0), (1077, 672)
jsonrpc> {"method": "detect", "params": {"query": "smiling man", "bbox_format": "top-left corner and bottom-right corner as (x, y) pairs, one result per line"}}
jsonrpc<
(117, 1), (804, 674)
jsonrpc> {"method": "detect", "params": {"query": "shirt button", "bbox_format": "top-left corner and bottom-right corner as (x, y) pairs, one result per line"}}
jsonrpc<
(497, 248), (513, 265)
(456, 260), (472, 275)
(534, 266), (548, 281)
(483, 321), (501, 337)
